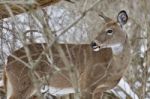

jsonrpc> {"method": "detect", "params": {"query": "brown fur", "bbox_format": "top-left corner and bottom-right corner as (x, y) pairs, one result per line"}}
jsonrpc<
(4, 12), (130, 99)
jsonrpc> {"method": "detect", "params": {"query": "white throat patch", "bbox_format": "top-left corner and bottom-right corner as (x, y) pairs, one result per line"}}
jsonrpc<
(110, 43), (124, 55)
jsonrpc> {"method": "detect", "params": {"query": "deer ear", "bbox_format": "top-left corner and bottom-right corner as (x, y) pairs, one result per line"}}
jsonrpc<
(117, 10), (128, 26)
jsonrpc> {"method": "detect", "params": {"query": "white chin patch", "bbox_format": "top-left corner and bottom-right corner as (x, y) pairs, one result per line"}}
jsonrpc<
(93, 46), (100, 52)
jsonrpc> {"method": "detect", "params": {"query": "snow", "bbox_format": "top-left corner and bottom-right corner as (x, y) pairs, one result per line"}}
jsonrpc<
(112, 78), (139, 99)
(0, 80), (3, 87)
(41, 85), (75, 96)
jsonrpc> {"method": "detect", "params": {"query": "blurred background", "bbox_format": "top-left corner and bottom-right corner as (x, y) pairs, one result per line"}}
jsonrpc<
(0, 0), (149, 99)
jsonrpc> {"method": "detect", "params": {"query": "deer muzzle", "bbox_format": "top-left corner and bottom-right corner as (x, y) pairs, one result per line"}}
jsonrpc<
(91, 41), (101, 52)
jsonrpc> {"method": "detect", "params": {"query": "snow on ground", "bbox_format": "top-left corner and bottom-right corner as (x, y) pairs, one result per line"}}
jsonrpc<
(112, 78), (139, 99)
(0, 80), (3, 87)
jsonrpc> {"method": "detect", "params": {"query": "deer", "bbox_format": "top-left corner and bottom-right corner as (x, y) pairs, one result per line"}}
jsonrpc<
(3, 10), (130, 99)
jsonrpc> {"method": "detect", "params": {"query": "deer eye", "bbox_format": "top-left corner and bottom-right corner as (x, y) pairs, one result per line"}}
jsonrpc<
(106, 29), (113, 35)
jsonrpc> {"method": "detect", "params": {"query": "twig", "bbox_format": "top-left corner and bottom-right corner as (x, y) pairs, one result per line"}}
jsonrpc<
(28, 0), (103, 70)
(9, 54), (31, 69)
(56, 0), (102, 39)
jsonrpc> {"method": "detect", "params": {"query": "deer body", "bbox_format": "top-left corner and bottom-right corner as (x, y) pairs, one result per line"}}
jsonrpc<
(5, 44), (112, 98)
(4, 10), (130, 99)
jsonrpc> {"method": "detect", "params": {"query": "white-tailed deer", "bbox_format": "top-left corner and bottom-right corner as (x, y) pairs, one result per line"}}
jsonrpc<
(4, 10), (130, 99)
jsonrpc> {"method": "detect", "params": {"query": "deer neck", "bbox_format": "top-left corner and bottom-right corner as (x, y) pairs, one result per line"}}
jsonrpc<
(112, 35), (131, 70)
(110, 35), (131, 76)
(111, 35), (130, 56)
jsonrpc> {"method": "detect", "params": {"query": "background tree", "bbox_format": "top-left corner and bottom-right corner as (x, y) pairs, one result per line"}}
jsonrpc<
(0, 0), (149, 99)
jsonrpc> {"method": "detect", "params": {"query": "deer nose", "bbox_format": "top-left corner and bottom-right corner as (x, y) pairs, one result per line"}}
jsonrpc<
(91, 41), (97, 48)
(91, 41), (101, 51)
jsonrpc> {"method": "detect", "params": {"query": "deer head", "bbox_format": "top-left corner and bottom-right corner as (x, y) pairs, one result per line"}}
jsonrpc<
(80, 10), (130, 99)
(91, 10), (128, 55)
